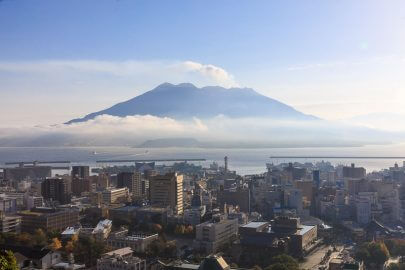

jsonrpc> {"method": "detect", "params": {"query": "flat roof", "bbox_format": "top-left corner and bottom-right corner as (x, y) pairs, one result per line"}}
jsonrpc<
(173, 263), (199, 269)
(242, 222), (268, 229)
(298, 225), (315, 235)
(104, 247), (133, 257)
(18, 210), (43, 216)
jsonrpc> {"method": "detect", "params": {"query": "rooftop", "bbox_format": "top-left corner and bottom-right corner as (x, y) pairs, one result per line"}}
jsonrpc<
(297, 225), (315, 235)
(61, 226), (80, 235)
(103, 247), (133, 257)
(242, 222), (268, 229)
(93, 219), (112, 233)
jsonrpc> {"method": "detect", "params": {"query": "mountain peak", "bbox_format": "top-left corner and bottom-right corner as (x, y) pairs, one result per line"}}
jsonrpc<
(66, 83), (317, 124)
(155, 82), (197, 90)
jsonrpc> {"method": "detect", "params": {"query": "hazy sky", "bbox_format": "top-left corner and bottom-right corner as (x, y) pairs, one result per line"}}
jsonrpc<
(0, 0), (404, 126)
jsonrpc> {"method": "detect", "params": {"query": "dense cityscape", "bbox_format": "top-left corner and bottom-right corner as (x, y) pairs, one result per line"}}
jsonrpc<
(0, 157), (405, 269)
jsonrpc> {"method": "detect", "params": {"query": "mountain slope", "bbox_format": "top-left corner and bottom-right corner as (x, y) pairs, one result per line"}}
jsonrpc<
(67, 83), (317, 124)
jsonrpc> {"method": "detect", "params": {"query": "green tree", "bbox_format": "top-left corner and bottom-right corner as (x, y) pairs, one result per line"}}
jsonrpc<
(264, 255), (299, 270)
(72, 235), (108, 267)
(33, 229), (47, 246)
(0, 250), (18, 270)
(355, 241), (389, 267)
(265, 263), (290, 270)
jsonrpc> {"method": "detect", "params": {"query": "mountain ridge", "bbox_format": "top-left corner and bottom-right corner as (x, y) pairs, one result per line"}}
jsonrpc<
(66, 82), (318, 124)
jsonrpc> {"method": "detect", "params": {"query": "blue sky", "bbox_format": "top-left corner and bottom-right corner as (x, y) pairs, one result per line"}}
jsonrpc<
(0, 0), (404, 126)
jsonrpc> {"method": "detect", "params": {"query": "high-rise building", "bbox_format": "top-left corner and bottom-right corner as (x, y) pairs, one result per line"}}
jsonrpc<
(149, 173), (183, 214)
(356, 197), (371, 225)
(71, 166), (90, 179)
(71, 177), (93, 195)
(396, 185), (405, 222)
(313, 170), (320, 189)
(343, 164), (366, 179)
(285, 188), (303, 215)
(217, 188), (250, 213)
(94, 173), (110, 190)
(41, 177), (71, 204)
(294, 180), (313, 202)
(117, 172), (142, 197)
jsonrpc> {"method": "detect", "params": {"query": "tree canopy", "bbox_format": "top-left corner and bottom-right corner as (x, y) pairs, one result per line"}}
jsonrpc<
(264, 254), (299, 270)
(355, 241), (390, 267)
(0, 250), (18, 270)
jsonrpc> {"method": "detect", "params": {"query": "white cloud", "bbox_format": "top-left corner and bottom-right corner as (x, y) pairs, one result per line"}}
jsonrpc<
(0, 59), (238, 87)
(0, 114), (399, 147)
(180, 61), (238, 88)
(0, 59), (239, 126)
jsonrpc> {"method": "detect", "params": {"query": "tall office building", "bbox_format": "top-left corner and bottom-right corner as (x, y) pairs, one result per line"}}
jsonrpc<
(149, 173), (183, 215)
(93, 173), (110, 190)
(71, 177), (93, 195)
(41, 177), (71, 204)
(343, 164), (366, 179)
(117, 172), (142, 197)
(313, 170), (320, 189)
(217, 188), (250, 213)
(71, 166), (90, 179)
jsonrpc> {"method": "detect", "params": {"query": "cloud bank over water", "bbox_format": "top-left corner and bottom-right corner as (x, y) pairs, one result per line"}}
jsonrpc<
(0, 114), (398, 148)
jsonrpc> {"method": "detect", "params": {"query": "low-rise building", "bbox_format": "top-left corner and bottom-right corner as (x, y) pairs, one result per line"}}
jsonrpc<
(19, 207), (79, 233)
(26, 195), (44, 210)
(61, 226), (81, 240)
(239, 216), (317, 256)
(161, 254), (236, 270)
(102, 188), (129, 204)
(0, 244), (62, 270)
(193, 214), (238, 254)
(329, 256), (364, 270)
(97, 247), (146, 270)
(109, 205), (169, 225)
(0, 197), (17, 214)
(0, 212), (21, 233)
(107, 229), (158, 253)
(92, 219), (112, 240)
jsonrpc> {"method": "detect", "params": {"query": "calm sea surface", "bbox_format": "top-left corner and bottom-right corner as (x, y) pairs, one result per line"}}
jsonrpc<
(1, 144), (405, 175)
